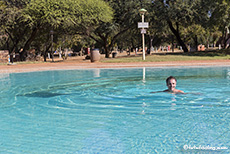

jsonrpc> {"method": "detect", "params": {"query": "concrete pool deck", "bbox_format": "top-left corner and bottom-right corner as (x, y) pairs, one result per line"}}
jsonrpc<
(1, 57), (230, 74)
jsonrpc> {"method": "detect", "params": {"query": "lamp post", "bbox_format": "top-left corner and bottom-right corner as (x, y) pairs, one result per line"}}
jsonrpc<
(50, 30), (54, 62)
(138, 8), (147, 60)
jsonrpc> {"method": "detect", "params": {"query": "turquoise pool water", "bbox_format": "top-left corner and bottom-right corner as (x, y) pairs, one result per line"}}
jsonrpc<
(0, 67), (230, 153)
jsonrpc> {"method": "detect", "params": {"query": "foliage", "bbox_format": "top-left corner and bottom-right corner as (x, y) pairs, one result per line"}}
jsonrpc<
(208, 0), (230, 29)
(208, 0), (230, 47)
(0, 0), (113, 61)
(1, 0), (230, 62)
(82, 0), (148, 58)
(144, 0), (230, 51)
(183, 24), (205, 44)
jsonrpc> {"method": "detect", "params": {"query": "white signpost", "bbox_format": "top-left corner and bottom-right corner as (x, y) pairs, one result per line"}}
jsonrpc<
(138, 22), (149, 29)
(141, 29), (146, 34)
(138, 9), (148, 60)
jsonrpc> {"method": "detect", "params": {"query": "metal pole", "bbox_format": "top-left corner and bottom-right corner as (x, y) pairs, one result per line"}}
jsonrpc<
(142, 14), (145, 60)
(142, 31), (145, 60)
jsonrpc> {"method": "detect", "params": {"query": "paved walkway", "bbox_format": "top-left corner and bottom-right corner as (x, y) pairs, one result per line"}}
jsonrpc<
(1, 58), (230, 74)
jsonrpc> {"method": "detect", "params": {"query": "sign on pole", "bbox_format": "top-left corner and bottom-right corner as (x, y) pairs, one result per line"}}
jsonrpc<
(138, 22), (149, 28)
(141, 29), (146, 34)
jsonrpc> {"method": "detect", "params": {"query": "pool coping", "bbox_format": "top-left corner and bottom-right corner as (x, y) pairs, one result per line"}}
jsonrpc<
(1, 60), (230, 74)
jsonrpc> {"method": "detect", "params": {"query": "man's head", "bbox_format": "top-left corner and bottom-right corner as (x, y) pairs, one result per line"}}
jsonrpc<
(166, 76), (177, 91)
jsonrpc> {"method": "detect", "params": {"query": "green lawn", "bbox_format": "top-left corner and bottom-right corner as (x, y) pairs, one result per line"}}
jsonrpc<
(101, 49), (230, 63)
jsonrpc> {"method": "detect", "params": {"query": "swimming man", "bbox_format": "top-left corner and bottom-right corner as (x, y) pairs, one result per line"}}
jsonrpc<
(151, 76), (184, 94)
(163, 76), (184, 94)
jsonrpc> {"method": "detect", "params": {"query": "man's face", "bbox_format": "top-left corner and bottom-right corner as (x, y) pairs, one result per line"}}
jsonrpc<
(167, 79), (177, 91)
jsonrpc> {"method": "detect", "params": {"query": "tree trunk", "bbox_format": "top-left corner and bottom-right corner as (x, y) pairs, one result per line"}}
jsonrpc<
(148, 35), (152, 54)
(80, 47), (83, 56)
(102, 36), (110, 58)
(5, 32), (20, 62)
(43, 52), (47, 62)
(171, 35), (174, 52)
(90, 33), (111, 58)
(225, 34), (230, 49)
(104, 45), (110, 58)
(167, 20), (188, 52)
(221, 29), (225, 48)
(87, 24), (134, 59)
(43, 44), (51, 62)
(20, 26), (39, 61)
(194, 35), (198, 52)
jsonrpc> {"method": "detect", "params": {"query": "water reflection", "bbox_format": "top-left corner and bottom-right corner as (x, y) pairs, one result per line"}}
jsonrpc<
(93, 69), (100, 78)
(142, 67), (146, 83)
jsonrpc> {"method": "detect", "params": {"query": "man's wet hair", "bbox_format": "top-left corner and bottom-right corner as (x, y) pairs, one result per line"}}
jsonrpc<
(166, 76), (177, 84)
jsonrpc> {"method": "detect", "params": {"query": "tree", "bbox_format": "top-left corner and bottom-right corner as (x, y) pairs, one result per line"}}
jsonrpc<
(208, 0), (230, 48)
(0, 0), (29, 60)
(79, 0), (146, 58)
(183, 24), (206, 51)
(0, 0), (113, 61)
(150, 0), (204, 52)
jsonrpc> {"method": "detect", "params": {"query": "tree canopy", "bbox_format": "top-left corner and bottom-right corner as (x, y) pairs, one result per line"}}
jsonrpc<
(0, 0), (230, 60)
(0, 0), (113, 60)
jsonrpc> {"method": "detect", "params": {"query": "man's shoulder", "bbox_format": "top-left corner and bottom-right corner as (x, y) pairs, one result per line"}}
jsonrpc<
(174, 89), (184, 94)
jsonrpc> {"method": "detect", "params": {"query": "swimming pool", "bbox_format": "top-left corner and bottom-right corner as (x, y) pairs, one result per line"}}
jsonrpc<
(0, 67), (229, 153)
